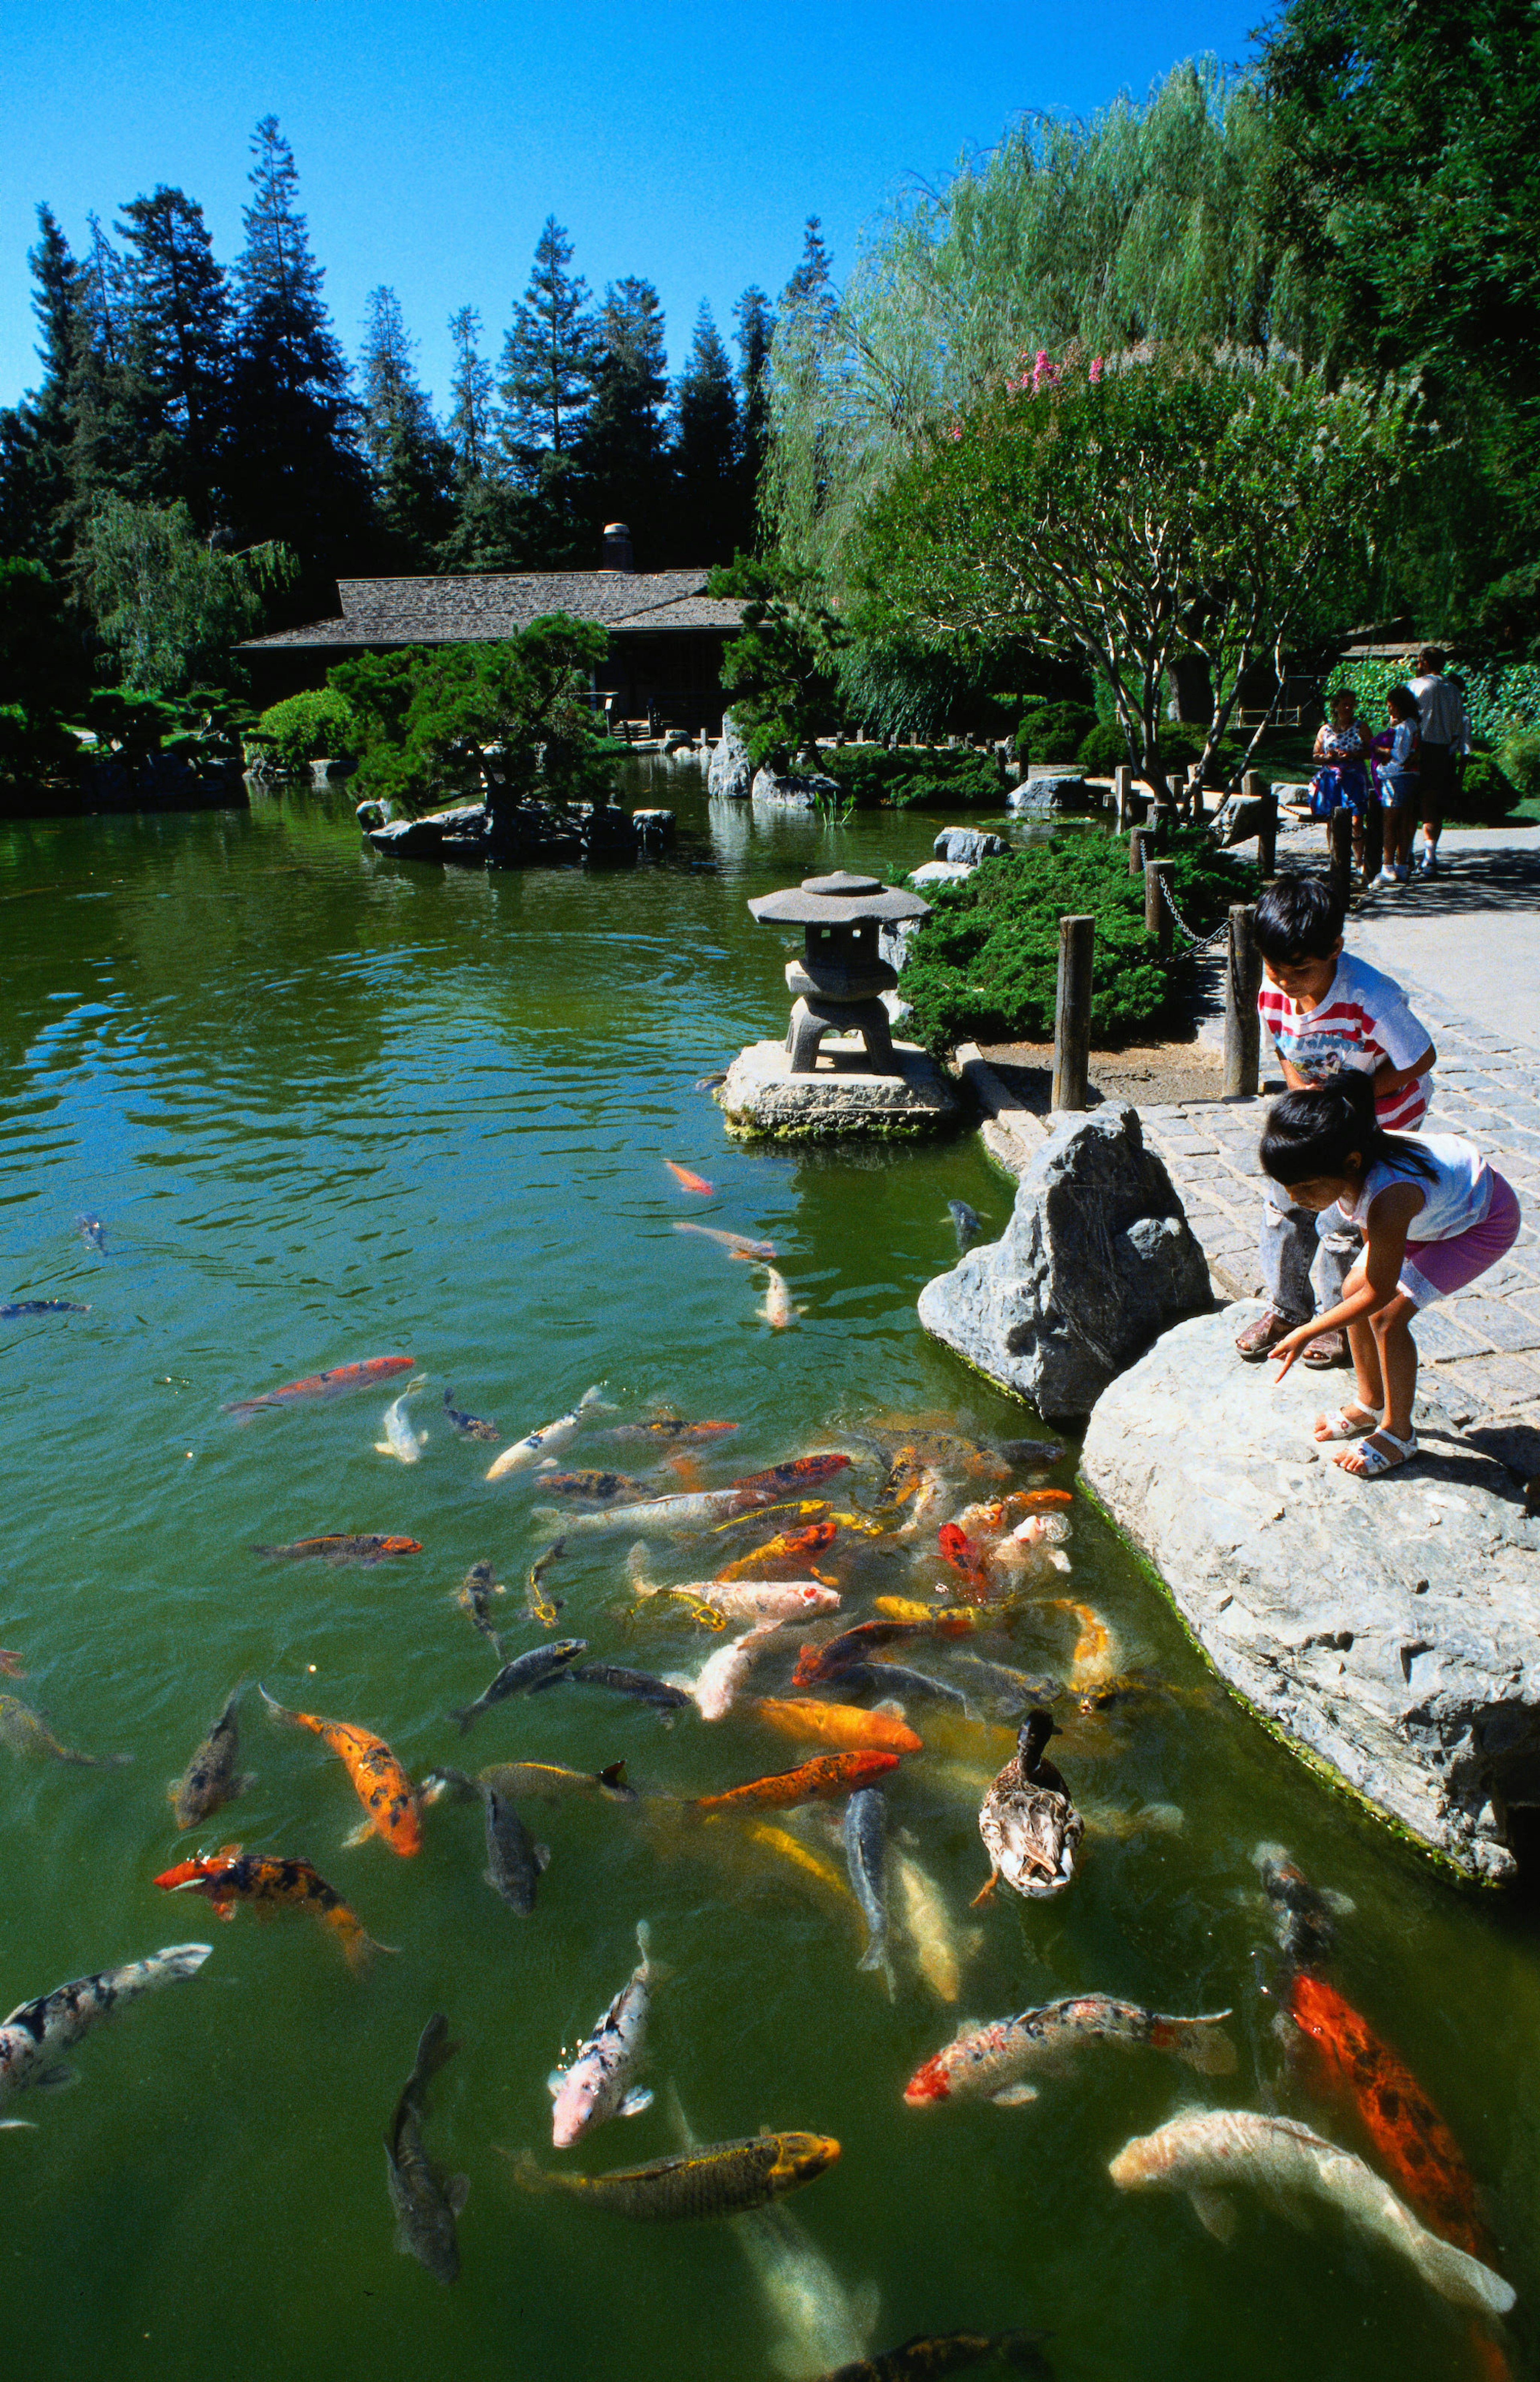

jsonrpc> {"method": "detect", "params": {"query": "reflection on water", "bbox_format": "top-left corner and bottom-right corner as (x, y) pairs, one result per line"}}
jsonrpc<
(0, 767), (1534, 2382)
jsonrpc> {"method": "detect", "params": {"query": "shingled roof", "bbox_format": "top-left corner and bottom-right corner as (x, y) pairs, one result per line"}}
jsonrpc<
(239, 569), (746, 651)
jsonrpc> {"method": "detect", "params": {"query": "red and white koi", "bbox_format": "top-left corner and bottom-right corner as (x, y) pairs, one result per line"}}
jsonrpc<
(905, 1996), (1236, 2107)
(549, 1921), (656, 2148)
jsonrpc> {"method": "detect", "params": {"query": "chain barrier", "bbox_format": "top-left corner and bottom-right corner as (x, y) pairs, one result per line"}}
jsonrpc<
(1151, 865), (1232, 953)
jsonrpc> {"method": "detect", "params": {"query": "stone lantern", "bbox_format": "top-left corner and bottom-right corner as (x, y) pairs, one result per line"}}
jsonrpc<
(747, 869), (931, 1074)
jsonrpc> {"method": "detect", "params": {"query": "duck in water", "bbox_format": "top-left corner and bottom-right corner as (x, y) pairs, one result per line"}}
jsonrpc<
(975, 1710), (1082, 1903)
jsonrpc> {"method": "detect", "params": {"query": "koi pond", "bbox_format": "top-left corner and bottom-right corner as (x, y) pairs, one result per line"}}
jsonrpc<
(0, 765), (1535, 2382)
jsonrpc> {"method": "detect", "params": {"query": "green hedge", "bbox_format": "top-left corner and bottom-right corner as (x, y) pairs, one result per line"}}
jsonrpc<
(823, 744), (1004, 810)
(1072, 721), (1246, 784)
(251, 687), (357, 771)
(1015, 699), (1096, 763)
(1497, 729), (1540, 802)
(899, 827), (1260, 1050)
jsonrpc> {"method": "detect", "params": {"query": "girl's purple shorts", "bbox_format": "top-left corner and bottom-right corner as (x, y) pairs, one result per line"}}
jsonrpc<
(1401, 1173), (1522, 1308)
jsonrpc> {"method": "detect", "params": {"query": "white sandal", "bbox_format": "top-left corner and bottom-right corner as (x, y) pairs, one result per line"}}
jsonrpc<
(1314, 1406), (1380, 1443)
(1337, 1428), (1418, 1478)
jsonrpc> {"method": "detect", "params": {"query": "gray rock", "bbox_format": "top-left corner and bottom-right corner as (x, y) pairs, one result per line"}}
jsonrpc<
(1081, 1301), (1540, 1883)
(708, 712), (754, 801)
(933, 827), (1008, 864)
(751, 766), (841, 809)
(631, 807), (676, 851)
(1006, 774), (1096, 814)
(917, 1104), (1211, 1420)
(719, 1038), (962, 1141)
(909, 860), (976, 887)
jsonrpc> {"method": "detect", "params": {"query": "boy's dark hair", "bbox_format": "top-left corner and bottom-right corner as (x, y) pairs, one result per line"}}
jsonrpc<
(1416, 645), (1446, 675)
(1260, 1071), (1439, 1189)
(1387, 683), (1419, 721)
(1254, 875), (1345, 963)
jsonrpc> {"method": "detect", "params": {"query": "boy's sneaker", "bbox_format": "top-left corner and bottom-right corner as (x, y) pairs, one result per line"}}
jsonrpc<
(1235, 1308), (1299, 1359)
(1393, 863), (1411, 882)
(1364, 871), (1391, 891)
(1418, 851), (1438, 875)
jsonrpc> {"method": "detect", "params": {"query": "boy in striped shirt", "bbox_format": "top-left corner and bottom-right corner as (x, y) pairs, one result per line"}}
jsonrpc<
(1234, 876), (1437, 1366)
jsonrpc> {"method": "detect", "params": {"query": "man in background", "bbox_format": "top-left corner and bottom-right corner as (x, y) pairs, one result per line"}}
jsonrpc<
(1407, 645), (1462, 877)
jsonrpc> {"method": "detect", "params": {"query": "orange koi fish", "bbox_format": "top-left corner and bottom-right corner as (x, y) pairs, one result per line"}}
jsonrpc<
(154, 1844), (389, 1971)
(751, 1697), (923, 1755)
(664, 1161), (714, 1195)
(690, 1749), (901, 1814)
(716, 1521), (839, 1583)
(258, 1688), (420, 1855)
(1289, 1973), (1493, 2259)
(1013, 1487), (1073, 1511)
(937, 1523), (991, 1598)
(1046, 1600), (1116, 1691)
(223, 1354), (413, 1416)
(874, 1597), (983, 1633)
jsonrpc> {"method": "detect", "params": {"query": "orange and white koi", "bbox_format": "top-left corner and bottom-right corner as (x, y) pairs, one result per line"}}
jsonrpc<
(906, 1996), (1236, 2108)
(259, 1688), (420, 1855)
(154, 1844), (389, 1971)
(633, 1578), (840, 1627)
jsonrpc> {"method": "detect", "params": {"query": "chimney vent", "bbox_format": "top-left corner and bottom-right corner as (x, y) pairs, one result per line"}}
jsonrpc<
(603, 521), (634, 573)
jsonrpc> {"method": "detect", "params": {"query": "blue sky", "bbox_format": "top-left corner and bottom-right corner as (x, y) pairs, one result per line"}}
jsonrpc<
(2, 0), (1263, 414)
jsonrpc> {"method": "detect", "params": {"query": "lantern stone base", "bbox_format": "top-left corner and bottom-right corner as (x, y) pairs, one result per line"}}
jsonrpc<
(716, 1038), (963, 1140)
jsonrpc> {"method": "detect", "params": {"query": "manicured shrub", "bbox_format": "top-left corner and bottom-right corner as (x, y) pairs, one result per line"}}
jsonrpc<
(823, 743), (1003, 810)
(1015, 699), (1096, 764)
(1496, 727), (1540, 801)
(1447, 753), (1519, 818)
(252, 687), (357, 771)
(898, 826), (1259, 1050)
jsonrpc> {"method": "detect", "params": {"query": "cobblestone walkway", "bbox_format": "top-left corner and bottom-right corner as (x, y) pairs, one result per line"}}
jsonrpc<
(1139, 968), (1540, 1428)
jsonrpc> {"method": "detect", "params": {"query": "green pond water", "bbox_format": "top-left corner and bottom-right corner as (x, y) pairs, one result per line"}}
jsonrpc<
(0, 765), (1536, 2382)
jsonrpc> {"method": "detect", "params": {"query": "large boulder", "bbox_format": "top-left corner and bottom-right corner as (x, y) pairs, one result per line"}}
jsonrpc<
(1081, 1302), (1540, 1883)
(934, 827), (1008, 864)
(1006, 773), (1096, 814)
(708, 713), (754, 801)
(917, 1103), (1211, 1419)
(751, 765), (840, 809)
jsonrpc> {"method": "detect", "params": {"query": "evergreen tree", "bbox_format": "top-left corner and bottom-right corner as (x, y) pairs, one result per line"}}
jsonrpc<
(0, 207), (79, 559)
(672, 301), (739, 561)
(495, 217), (597, 563)
(780, 218), (835, 331)
(117, 185), (231, 520)
(358, 285), (454, 562)
(446, 305), (494, 482)
(732, 284), (774, 550)
(225, 114), (370, 579)
(580, 275), (669, 557)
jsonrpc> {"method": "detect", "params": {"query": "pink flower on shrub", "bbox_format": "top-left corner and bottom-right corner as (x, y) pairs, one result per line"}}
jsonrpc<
(1090, 356), (1104, 384)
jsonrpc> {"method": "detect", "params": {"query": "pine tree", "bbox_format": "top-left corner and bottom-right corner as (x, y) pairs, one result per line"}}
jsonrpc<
(496, 217), (596, 464)
(672, 301), (739, 562)
(732, 284), (774, 551)
(446, 305), (494, 482)
(117, 185), (231, 519)
(357, 286), (454, 562)
(225, 114), (370, 577)
(580, 275), (669, 556)
(0, 207), (80, 560)
(780, 218), (835, 329)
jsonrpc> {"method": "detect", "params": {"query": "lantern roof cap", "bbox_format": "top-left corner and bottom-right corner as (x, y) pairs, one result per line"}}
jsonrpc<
(747, 869), (931, 926)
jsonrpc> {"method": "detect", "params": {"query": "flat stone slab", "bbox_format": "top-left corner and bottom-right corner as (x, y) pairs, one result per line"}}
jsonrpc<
(717, 1039), (962, 1140)
(1081, 1300), (1540, 1883)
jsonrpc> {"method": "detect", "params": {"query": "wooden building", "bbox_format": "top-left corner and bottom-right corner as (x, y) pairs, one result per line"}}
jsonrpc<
(237, 525), (746, 730)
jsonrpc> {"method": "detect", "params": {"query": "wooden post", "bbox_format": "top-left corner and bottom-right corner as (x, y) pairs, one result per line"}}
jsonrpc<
(1145, 857), (1173, 956)
(1053, 915), (1094, 1111)
(1364, 799), (1383, 885)
(1328, 806), (1354, 906)
(1114, 765), (1132, 828)
(1223, 903), (1261, 1098)
(1129, 824), (1152, 876)
(1150, 782), (1175, 848)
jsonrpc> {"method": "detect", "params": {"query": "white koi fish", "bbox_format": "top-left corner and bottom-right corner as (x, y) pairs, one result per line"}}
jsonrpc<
(486, 1385), (607, 1483)
(690, 1619), (783, 1722)
(548, 1922), (655, 2148)
(374, 1392), (426, 1465)
(0, 1943), (212, 2113)
(1108, 2108), (1515, 2317)
(758, 1266), (802, 1330)
(892, 1851), (977, 2005)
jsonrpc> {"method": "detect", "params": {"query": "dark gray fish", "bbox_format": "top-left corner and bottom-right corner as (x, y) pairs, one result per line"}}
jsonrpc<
(824, 2327), (1054, 2379)
(0, 1299), (89, 1320)
(0, 1693), (132, 1768)
(169, 1687), (253, 1829)
(482, 1785), (549, 1913)
(1254, 1842), (1344, 1976)
(568, 1662), (693, 1712)
(843, 1787), (891, 1984)
(948, 1200), (984, 1253)
(831, 1661), (968, 1710)
(538, 1470), (649, 1507)
(448, 1639), (588, 1735)
(947, 1654), (1063, 1717)
(385, 2012), (469, 2283)
(76, 1215), (107, 1253)
(456, 1561), (506, 1655)
(995, 1438), (1066, 1466)
(443, 1386), (500, 1443)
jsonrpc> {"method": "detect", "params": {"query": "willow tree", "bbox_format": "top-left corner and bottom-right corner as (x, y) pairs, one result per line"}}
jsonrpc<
(766, 61), (1292, 595)
(853, 346), (1416, 775)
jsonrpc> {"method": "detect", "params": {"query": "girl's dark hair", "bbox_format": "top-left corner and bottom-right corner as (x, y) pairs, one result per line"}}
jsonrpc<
(1386, 683), (1420, 721)
(1259, 1071), (1439, 1189)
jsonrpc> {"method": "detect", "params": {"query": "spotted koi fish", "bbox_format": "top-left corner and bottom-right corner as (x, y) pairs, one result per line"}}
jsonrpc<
(904, 1996), (1236, 2108)
(154, 1845), (390, 1970)
(690, 1750), (901, 1815)
(223, 1354), (413, 1416)
(0, 1943), (211, 2112)
(873, 1599), (985, 1633)
(715, 1521), (839, 1582)
(1288, 1973), (1493, 2260)
(937, 1524), (991, 1597)
(259, 1689), (420, 1855)
(610, 1418), (740, 1443)
(252, 1534), (422, 1564)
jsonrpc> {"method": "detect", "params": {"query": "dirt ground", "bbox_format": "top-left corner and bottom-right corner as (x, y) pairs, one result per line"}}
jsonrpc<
(978, 1035), (1230, 1113)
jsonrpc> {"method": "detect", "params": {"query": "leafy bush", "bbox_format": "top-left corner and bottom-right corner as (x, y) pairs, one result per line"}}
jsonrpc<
(1015, 699), (1096, 763)
(823, 743), (1003, 810)
(1464, 664), (1540, 744)
(1072, 721), (1244, 784)
(898, 826), (1260, 1050)
(1448, 753), (1520, 818)
(252, 688), (357, 771)
(0, 703), (77, 792)
(1497, 727), (1540, 801)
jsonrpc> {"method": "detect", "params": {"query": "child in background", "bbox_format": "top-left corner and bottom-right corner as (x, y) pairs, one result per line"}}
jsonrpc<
(1234, 877), (1436, 1367)
(1261, 1074), (1521, 1476)
(1368, 684), (1420, 887)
